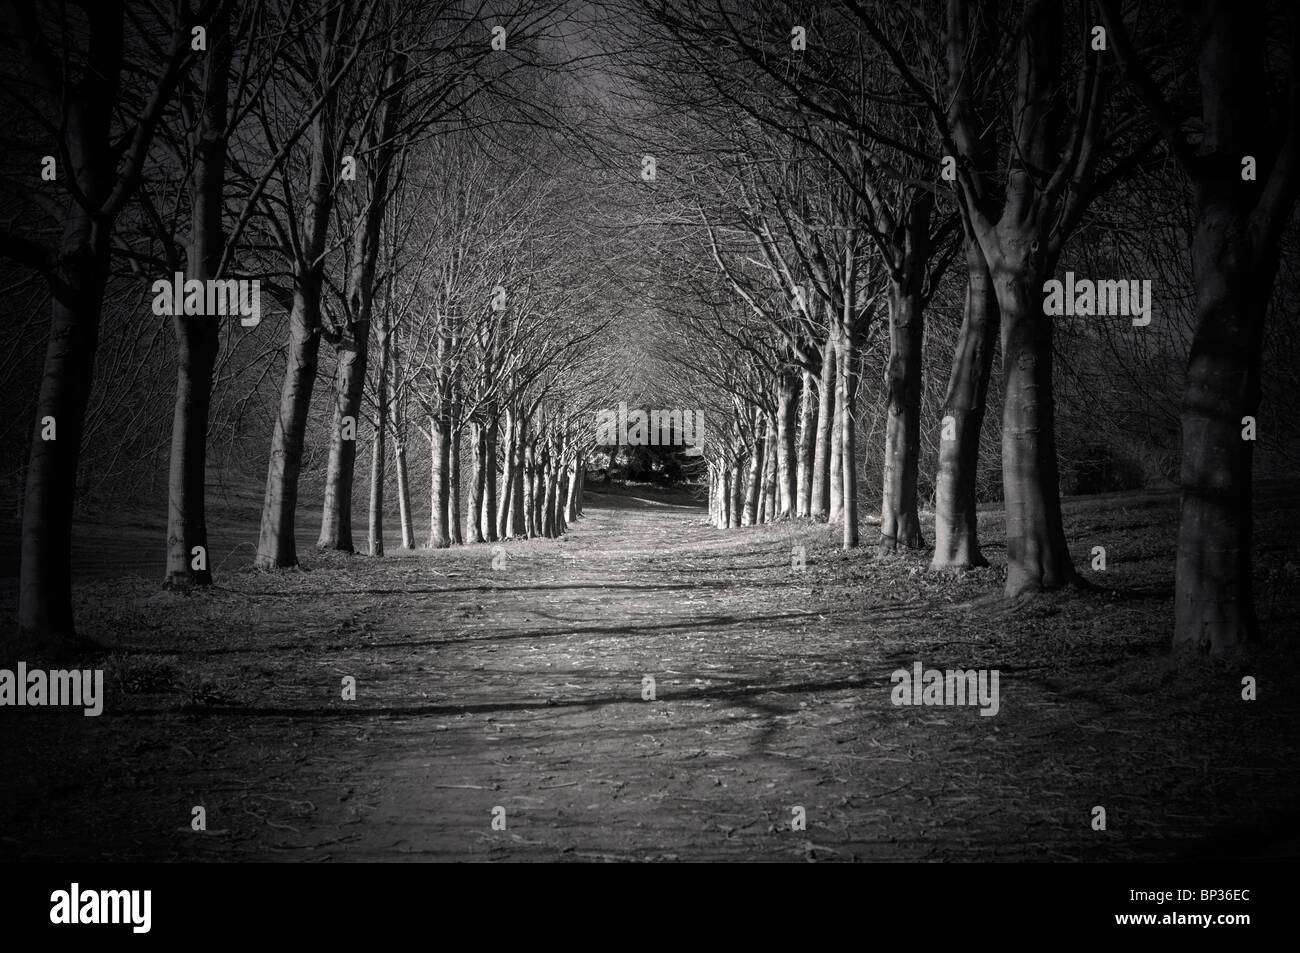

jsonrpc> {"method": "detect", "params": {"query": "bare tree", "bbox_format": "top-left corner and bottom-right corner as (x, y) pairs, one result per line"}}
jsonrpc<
(1103, 0), (1300, 655)
(1, 0), (204, 651)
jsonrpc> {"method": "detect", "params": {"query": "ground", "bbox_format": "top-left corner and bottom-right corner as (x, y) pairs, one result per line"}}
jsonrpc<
(2, 482), (1299, 862)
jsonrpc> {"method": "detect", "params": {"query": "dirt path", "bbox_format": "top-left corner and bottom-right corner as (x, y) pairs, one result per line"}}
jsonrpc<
(3, 488), (1299, 862)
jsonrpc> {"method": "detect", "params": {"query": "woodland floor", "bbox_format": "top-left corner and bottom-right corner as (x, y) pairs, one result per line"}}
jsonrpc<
(2, 482), (1299, 862)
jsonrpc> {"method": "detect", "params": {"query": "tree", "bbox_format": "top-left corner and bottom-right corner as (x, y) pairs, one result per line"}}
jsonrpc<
(1, 0), (204, 652)
(252, 0), (380, 569)
(857, 0), (1153, 595)
(1103, 0), (1300, 655)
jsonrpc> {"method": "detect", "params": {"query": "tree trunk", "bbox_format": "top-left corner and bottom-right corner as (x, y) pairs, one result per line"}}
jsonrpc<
(318, 339), (363, 546)
(393, 430), (414, 549)
(811, 328), (836, 520)
(428, 413), (451, 548)
(497, 407), (515, 538)
(19, 236), (110, 649)
(879, 193), (932, 553)
(709, 464), (720, 526)
(483, 414), (499, 542)
(467, 423), (485, 544)
(722, 462), (732, 527)
(775, 370), (798, 518)
(950, 0), (1073, 597)
(796, 367), (816, 517)
(555, 459), (570, 534)
(1169, 0), (1300, 655)
(829, 363), (844, 524)
(536, 443), (550, 537)
(165, 5), (228, 589)
(728, 457), (744, 528)
(255, 85), (334, 569)
(368, 410), (385, 558)
(367, 317), (389, 557)
(449, 425), (463, 545)
(932, 239), (998, 569)
(523, 438), (538, 538)
(316, 51), (405, 553)
(878, 284), (925, 552)
(574, 453), (585, 516)
(1175, 206), (1265, 654)
(318, 326), (367, 552)
(542, 452), (558, 538)
(743, 435), (764, 526)
(993, 251), (1074, 596)
(255, 273), (325, 568)
(508, 416), (526, 535)
(16, 0), (190, 648)
(564, 457), (580, 523)
(836, 309), (859, 549)
(165, 309), (219, 587)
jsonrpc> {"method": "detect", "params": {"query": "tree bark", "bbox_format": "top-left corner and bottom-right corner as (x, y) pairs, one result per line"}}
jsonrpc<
(574, 453), (585, 516)
(720, 464), (732, 528)
(449, 425), (464, 545)
(318, 51), (405, 553)
(542, 449), (558, 537)
(255, 66), (335, 569)
(564, 457), (580, 523)
(760, 415), (778, 523)
(932, 239), (999, 569)
(393, 429), (414, 549)
(523, 437), (538, 537)
(483, 413), (499, 542)
(467, 422), (486, 544)
(165, 4), (229, 589)
(317, 324), (367, 552)
(15, 0), (157, 649)
(255, 271), (326, 568)
(829, 357), (844, 524)
(1168, 0), (1297, 654)
(708, 463), (720, 526)
(795, 367), (816, 517)
(775, 369), (798, 517)
(555, 456), (571, 534)
(879, 192), (932, 552)
(428, 412), (452, 548)
(19, 227), (110, 648)
(367, 316), (389, 557)
(811, 328), (836, 520)
(836, 305), (860, 549)
(497, 406), (515, 538)
(878, 282), (926, 551)
(993, 248), (1074, 596)
(954, 0), (1074, 597)
(368, 414), (385, 558)
(508, 414), (526, 535)
(743, 434), (764, 526)
(1175, 191), (1271, 653)
(728, 457), (745, 528)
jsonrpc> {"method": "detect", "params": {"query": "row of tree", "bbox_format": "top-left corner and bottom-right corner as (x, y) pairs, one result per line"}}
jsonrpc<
(0, 0), (615, 655)
(610, 0), (1299, 658)
(1, 0), (1295, 664)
